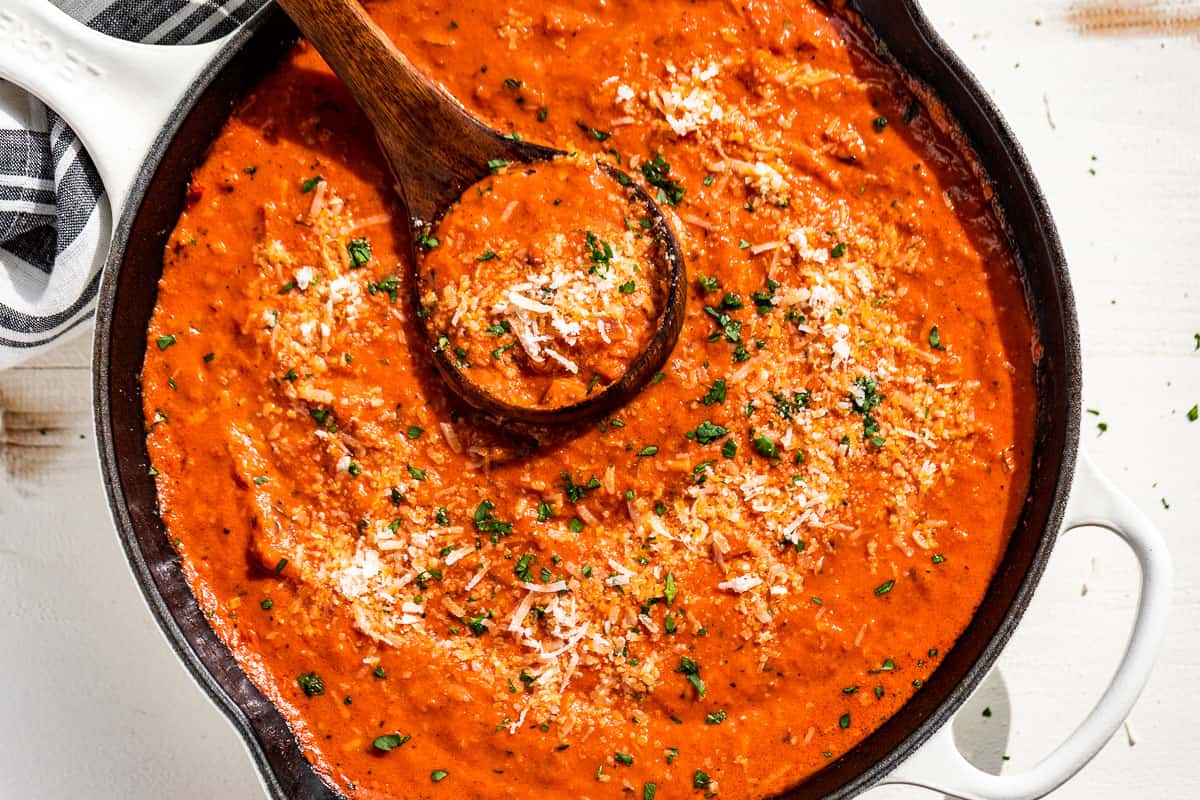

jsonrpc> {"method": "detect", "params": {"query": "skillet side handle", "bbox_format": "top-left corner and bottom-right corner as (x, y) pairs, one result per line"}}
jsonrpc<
(0, 0), (232, 215)
(881, 452), (1172, 799)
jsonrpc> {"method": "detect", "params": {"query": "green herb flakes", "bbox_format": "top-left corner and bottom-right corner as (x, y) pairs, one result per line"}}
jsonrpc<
(664, 573), (678, 605)
(373, 733), (411, 752)
(296, 672), (324, 697)
(347, 237), (371, 267)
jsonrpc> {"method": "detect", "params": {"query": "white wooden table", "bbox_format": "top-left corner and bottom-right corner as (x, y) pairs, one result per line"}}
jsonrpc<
(1, 2), (1197, 797)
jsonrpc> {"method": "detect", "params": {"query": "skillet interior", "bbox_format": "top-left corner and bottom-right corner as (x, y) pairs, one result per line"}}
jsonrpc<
(92, 3), (1080, 798)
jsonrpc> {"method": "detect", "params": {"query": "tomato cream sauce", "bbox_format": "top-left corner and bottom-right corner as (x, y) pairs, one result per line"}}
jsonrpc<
(143, 1), (1036, 798)
(418, 156), (667, 409)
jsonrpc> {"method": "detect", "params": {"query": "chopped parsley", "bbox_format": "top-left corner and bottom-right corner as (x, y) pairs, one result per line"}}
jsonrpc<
(850, 375), (885, 445)
(615, 752), (634, 766)
(300, 175), (323, 193)
(929, 325), (946, 350)
(430, 770), (449, 783)
(773, 390), (811, 420)
(406, 425), (424, 439)
(585, 231), (614, 273)
(473, 500), (513, 537)
(373, 733), (411, 752)
(156, 334), (177, 350)
(873, 116), (889, 132)
(466, 613), (490, 636)
(676, 656), (705, 697)
(830, 242), (848, 259)
(704, 306), (742, 343)
(515, 553), (535, 582)
(415, 225), (439, 250)
(637, 445), (659, 457)
(562, 472), (601, 502)
(874, 579), (896, 596)
(407, 465), (426, 481)
(576, 119), (613, 142)
(752, 279), (778, 314)
(689, 420), (729, 445)
(487, 159), (510, 173)
(694, 770), (712, 789)
(721, 292), (744, 310)
(701, 379), (727, 405)
(705, 710), (727, 725)
(367, 275), (401, 303)
(476, 250), (498, 262)
(347, 237), (371, 267)
(752, 432), (779, 460)
(619, 280), (636, 294)
(640, 153), (685, 206)
(296, 672), (324, 696)
(664, 572), (678, 604)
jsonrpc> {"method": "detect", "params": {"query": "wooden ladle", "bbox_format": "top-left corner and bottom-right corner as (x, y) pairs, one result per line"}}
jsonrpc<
(275, 0), (686, 425)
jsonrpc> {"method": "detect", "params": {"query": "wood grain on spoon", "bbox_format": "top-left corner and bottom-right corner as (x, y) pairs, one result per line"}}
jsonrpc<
(271, 0), (686, 425)
(274, 0), (556, 224)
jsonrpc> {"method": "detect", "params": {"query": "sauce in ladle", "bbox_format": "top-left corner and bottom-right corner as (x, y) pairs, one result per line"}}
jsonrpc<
(274, 0), (684, 422)
(417, 156), (675, 412)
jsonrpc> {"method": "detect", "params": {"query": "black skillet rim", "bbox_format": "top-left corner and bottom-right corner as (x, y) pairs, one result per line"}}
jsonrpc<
(92, 3), (1081, 798)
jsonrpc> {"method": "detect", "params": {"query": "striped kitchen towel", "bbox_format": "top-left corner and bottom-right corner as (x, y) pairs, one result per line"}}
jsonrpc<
(0, 0), (266, 368)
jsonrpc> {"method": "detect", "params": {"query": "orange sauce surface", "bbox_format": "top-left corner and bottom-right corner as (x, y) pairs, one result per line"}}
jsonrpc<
(142, 2), (1036, 798)
(419, 157), (667, 408)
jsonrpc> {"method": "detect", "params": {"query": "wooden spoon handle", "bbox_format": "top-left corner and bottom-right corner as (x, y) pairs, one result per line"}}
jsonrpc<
(274, 0), (512, 221)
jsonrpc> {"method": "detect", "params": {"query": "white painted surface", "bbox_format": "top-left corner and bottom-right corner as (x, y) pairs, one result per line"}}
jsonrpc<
(1, 2), (1197, 798)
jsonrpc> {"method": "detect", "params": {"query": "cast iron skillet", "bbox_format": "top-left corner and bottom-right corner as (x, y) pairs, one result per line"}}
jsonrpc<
(96, 6), (1078, 792)
(0, 0), (1165, 797)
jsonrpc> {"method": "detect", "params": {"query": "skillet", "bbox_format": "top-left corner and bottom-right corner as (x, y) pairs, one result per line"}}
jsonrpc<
(0, 1), (1171, 798)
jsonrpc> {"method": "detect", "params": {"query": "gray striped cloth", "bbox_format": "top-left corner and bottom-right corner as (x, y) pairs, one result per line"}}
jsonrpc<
(0, 0), (266, 368)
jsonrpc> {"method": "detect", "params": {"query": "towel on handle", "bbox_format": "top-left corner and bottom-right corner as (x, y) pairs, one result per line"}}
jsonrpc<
(0, 0), (266, 368)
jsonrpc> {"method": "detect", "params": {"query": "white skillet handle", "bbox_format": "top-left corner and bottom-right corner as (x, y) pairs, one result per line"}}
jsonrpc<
(883, 452), (1172, 799)
(0, 0), (232, 215)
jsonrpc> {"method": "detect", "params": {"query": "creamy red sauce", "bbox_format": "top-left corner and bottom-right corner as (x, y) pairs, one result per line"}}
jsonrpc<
(142, 2), (1035, 798)
(418, 156), (667, 409)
